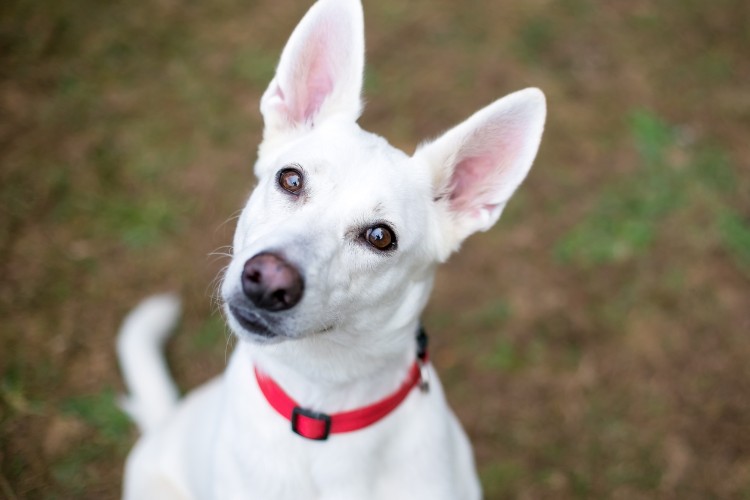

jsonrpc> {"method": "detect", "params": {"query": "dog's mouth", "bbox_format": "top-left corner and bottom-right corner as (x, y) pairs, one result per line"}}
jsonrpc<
(227, 303), (338, 343)
(228, 305), (281, 341)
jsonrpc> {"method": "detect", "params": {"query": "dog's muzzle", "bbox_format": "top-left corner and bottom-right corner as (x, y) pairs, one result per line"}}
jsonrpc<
(241, 252), (304, 311)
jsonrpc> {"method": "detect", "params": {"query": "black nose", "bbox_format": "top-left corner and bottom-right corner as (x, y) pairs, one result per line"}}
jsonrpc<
(241, 253), (304, 311)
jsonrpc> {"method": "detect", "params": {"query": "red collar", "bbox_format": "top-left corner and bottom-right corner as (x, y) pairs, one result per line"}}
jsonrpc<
(254, 330), (429, 441)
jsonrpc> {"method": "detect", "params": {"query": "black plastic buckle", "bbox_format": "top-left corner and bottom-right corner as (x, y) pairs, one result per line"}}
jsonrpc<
(416, 326), (430, 392)
(291, 406), (332, 441)
(417, 326), (429, 361)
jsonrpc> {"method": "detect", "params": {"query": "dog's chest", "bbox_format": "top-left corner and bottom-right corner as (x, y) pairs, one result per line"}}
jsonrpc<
(208, 404), (391, 499)
(204, 352), (470, 500)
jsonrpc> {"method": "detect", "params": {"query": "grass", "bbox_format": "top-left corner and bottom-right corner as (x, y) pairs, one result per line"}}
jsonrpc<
(1, 380), (133, 495)
(191, 314), (231, 355)
(480, 460), (524, 498)
(231, 48), (280, 90)
(555, 110), (683, 265)
(61, 390), (131, 444)
(514, 17), (555, 64)
(720, 211), (750, 272)
(555, 109), (740, 268)
(100, 197), (184, 249)
(1, 0), (749, 498)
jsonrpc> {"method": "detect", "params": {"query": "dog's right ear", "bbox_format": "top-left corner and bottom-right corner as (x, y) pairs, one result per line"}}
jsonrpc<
(260, 0), (364, 138)
(414, 88), (546, 259)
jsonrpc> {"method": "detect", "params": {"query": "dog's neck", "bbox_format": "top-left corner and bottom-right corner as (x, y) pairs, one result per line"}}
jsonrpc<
(241, 320), (421, 413)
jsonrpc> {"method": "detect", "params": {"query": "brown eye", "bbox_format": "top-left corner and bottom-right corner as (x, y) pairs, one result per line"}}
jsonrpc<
(278, 168), (303, 194)
(365, 225), (396, 251)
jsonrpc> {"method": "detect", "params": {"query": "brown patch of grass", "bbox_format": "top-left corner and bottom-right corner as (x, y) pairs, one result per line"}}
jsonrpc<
(1, 0), (749, 498)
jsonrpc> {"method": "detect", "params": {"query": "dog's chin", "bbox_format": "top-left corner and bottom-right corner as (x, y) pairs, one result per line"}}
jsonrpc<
(234, 329), (288, 345)
(227, 305), (288, 344)
(226, 304), (337, 344)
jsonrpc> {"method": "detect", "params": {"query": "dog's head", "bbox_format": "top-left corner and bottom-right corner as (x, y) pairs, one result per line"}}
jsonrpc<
(221, 0), (545, 346)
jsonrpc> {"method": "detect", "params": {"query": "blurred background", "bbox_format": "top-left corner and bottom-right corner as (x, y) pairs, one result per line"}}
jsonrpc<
(1, 0), (748, 498)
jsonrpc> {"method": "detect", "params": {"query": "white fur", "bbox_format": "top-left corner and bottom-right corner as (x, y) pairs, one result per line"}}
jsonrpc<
(119, 0), (546, 498)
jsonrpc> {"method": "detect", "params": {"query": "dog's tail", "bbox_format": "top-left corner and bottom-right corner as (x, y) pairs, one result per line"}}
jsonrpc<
(117, 293), (182, 434)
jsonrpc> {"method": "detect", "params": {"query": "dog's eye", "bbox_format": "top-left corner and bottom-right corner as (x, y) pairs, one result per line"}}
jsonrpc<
(278, 167), (303, 195)
(364, 225), (397, 251)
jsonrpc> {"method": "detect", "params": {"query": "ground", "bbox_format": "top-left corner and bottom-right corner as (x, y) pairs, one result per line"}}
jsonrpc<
(1, 0), (749, 498)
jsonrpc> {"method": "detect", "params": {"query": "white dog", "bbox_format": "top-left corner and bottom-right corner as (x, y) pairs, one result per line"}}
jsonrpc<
(117, 0), (545, 498)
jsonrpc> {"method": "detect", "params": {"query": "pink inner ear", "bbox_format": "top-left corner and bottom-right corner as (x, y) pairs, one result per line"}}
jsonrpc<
(290, 30), (336, 124)
(447, 126), (524, 216)
(448, 153), (511, 216)
(449, 156), (491, 213)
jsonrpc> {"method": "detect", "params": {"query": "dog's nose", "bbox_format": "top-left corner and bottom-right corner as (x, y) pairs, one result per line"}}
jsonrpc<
(241, 253), (304, 311)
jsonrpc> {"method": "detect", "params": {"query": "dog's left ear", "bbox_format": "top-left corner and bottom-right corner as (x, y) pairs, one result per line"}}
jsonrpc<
(260, 0), (364, 137)
(414, 88), (546, 256)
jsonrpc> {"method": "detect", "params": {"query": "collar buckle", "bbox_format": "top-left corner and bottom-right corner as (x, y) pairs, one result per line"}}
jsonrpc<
(256, 326), (431, 440)
(291, 406), (332, 441)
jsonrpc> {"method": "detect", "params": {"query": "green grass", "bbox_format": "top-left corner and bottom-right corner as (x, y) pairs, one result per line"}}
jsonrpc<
(51, 442), (115, 496)
(481, 460), (524, 498)
(2, 0), (749, 497)
(469, 299), (511, 329)
(231, 48), (280, 90)
(481, 337), (520, 372)
(1, 369), (43, 417)
(555, 109), (739, 268)
(720, 211), (750, 272)
(53, 389), (133, 491)
(556, 111), (682, 265)
(104, 196), (183, 248)
(191, 314), (230, 352)
(514, 16), (555, 63)
(61, 389), (131, 444)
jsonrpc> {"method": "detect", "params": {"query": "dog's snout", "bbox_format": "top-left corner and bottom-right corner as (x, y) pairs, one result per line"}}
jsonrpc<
(241, 253), (304, 311)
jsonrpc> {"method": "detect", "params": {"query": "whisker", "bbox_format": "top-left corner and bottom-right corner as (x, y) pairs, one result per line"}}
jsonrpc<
(216, 210), (243, 232)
